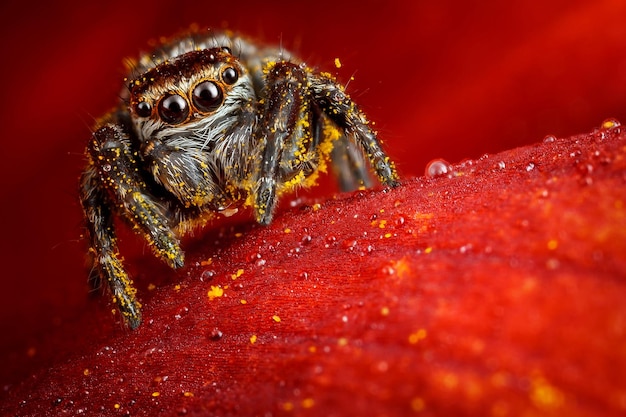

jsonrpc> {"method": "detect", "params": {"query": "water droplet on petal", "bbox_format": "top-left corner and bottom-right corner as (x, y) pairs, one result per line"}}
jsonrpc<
(325, 235), (337, 248)
(342, 239), (357, 252)
(200, 270), (216, 281)
(425, 159), (453, 178)
(601, 118), (621, 129)
(394, 216), (405, 227)
(543, 134), (557, 143)
(380, 265), (395, 276)
(174, 305), (190, 320)
(207, 327), (223, 341)
(525, 162), (536, 172)
(247, 251), (262, 263)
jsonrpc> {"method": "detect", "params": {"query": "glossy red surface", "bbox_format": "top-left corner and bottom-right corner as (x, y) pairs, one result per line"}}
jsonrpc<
(1, 1), (625, 415)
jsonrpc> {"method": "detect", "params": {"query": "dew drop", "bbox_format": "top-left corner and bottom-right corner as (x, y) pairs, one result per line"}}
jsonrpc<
(600, 118), (621, 129)
(543, 134), (556, 143)
(394, 216), (405, 227)
(246, 251), (262, 263)
(207, 327), (223, 341)
(342, 239), (357, 252)
(174, 305), (189, 320)
(525, 162), (536, 172)
(425, 159), (453, 178)
(102, 164), (112, 172)
(575, 160), (594, 176)
(380, 265), (395, 276)
(301, 235), (313, 245)
(497, 161), (506, 170)
(200, 270), (216, 281)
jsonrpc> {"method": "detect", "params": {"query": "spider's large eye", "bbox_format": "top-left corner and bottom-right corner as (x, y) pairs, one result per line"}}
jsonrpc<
(222, 67), (239, 85)
(192, 81), (223, 113)
(158, 93), (189, 124)
(134, 101), (152, 118)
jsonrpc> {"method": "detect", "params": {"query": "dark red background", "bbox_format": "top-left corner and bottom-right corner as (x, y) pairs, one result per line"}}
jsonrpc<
(1, 0), (625, 387)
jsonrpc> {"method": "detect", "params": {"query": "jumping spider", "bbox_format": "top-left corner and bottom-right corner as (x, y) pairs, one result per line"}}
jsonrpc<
(80, 30), (399, 329)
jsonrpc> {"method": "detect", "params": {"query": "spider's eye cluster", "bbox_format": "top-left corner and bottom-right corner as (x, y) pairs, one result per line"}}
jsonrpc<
(133, 66), (240, 125)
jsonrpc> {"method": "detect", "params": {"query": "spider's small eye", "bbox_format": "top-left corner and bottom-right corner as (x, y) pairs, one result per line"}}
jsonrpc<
(192, 81), (223, 112)
(158, 94), (189, 124)
(135, 101), (152, 118)
(222, 67), (238, 85)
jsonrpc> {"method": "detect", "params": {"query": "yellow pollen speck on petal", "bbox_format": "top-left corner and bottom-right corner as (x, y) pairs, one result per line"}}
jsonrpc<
(250, 334), (258, 344)
(151, 392), (160, 397)
(334, 57), (342, 68)
(410, 397), (425, 412)
(240, 299), (247, 305)
(183, 391), (194, 397)
(381, 306), (390, 316)
(530, 375), (565, 410)
(282, 402), (295, 411)
(272, 315), (281, 323)
(302, 398), (315, 408)
(424, 247), (433, 254)
(231, 268), (244, 280)
(408, 329), (427, 344)
(147, 283), (156, 291)
(207, 286), (224, 300)
(547, 239), (558, 250)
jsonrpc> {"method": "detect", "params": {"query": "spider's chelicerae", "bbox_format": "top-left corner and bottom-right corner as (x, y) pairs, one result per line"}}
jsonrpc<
(80, 30), (399, 329)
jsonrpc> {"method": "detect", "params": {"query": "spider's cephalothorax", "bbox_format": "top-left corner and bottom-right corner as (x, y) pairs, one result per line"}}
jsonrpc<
(80, 30), (399, 329)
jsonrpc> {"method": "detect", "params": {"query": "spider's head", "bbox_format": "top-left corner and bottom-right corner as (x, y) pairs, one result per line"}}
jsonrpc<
(127, 47), (255, 151)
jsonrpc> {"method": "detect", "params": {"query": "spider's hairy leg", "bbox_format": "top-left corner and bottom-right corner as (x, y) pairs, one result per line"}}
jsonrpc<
(329, 134), (374, 191)
(80, 168), (142, 329)
(82, 122), (185, 328)
(253, 62), (308, 225)
(88, 124), (184, 268)
(310, 74), (400, 188)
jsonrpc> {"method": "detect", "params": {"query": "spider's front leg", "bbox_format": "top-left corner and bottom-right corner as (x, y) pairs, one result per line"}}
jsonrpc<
(253, 62), (309, 224)
(310, 73), (400, 188)
(80, 122), (183, 328)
